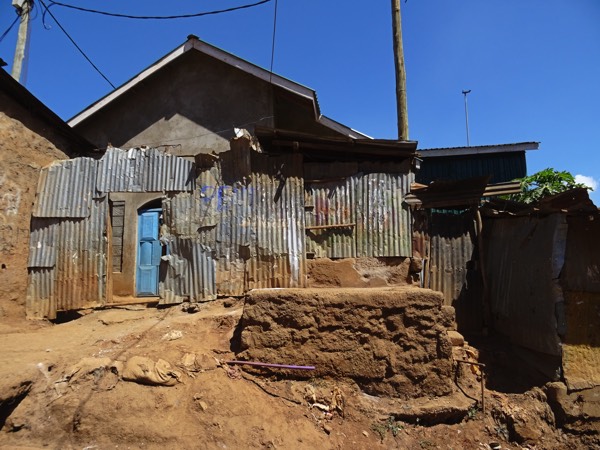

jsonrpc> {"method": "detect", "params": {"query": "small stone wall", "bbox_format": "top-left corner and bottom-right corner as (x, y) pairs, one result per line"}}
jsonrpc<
(237, 287), (454, 399)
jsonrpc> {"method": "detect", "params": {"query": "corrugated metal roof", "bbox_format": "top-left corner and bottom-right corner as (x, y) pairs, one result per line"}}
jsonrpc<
(97, 148), (195, 193)
(418, 142), (539, 156)
(32, 158), (98, 218)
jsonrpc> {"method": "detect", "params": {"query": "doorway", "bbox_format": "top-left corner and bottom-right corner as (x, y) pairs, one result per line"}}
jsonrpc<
(136, 207), (162, 296)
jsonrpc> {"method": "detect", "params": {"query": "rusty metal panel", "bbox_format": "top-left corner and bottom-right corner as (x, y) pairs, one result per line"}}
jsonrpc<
(26, 268), (56, 319)
(97, 148), (195, 193)
(248, 152), (305, 289)
(26, 198), (108, 318)
(562, 215), (600, 293)
(161, 237), (216, 304)
(305, 178), (356, 258)
(355, 170), (413, 258)
(32, 158), (97, 218)
(426, 210), (483, 332)
(484, 214), (567, 356)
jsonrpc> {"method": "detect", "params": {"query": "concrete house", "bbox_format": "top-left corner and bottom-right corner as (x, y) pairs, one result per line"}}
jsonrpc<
(26, 38), (420, 319)
(68, 35), (367, 158)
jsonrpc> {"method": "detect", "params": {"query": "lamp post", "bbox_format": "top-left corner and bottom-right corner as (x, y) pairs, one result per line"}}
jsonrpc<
(462, 89), (472, 147)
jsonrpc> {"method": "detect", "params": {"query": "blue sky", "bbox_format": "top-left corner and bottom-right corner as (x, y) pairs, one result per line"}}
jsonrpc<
(1, 0), (599, 201)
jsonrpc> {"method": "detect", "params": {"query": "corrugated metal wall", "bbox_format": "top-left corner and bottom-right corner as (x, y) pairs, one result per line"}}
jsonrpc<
(425, 209), (483, 332)
(97, 148), (195, 192)
(27, 143), (415, 316)
(417, 152), (526, 185)
(304, 162), (413, 259)
(249, 152), (305, 289)
(484, 214), (567, 356)
(27, 198), (108, 319)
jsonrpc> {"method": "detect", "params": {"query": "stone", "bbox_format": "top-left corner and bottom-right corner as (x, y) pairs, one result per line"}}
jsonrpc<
(447, 330), (465, 347)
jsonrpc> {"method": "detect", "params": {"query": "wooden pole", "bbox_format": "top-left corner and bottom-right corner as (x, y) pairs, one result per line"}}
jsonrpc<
(11, 0), (32, 83)
(392, 0), (409, 141)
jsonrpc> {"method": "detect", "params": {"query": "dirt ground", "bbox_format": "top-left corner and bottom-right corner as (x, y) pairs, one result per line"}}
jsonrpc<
(0, 299), (595, 450)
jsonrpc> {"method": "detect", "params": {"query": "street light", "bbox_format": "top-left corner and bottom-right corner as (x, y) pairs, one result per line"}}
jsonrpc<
(462, 89), (471, 146)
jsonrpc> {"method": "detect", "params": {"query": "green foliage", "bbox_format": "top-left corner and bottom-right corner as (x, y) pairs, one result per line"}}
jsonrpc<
(509, 168), (591, 204)
(371, 416), (403, 441)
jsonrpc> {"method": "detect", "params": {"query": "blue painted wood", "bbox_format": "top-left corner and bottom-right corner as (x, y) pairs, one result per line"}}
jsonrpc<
(136, 209), (161, 296)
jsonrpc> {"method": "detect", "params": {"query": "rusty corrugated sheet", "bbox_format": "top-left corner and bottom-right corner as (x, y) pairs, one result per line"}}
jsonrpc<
(32, 158), (97, 218)
(355, 169), (413, 258)
(97, 148), (195, 193)
(161, 237), (216, 304)
(305, 178), (356, 258)
(248, 152), (305, 289)
(484, 214), (567, 356)
(426, 210), (483, 332)
(27, 198), (107, 318)
(562, 215), (600, 293)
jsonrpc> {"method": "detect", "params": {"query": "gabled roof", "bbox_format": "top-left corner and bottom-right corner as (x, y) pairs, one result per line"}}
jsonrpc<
(418, 142), (539, 158)
(68, 35), (368, 139)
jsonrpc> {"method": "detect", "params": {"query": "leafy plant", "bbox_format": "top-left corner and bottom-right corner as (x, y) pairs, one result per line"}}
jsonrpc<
(371, 416), (403, 441)
(508, 168), (591, 204)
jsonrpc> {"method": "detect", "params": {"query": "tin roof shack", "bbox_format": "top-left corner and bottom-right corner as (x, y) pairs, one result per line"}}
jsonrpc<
(27, 130), (418, 319)
(68, 35), (366, 159)
(416, 142), (539, 185)
(406, 178), (522, 333)
(256, 127), (419, 287)
(481, 189), (600, 390)
(0, 68), (93, 319)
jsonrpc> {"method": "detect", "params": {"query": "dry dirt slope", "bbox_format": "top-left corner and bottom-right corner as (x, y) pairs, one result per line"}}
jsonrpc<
(0, 299), (592, 449)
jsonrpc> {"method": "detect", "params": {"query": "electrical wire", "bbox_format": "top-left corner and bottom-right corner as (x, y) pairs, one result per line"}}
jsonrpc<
(0, 15), (20, 44)
(269, 0), (278, 82)
(39, 0), (116, 88)
(44, 0), (272, 20)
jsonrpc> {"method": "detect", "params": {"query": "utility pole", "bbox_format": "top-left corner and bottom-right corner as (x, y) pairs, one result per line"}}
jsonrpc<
(11, 0), (33, 84)
(462, 89), (471, 146)
(391, 0), (409, 141)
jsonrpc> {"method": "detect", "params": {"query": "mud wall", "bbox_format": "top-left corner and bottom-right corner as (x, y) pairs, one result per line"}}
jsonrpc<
(238, 287), (453, 399)
(0, 91), (77, 320)
(306, 257), (414, 288)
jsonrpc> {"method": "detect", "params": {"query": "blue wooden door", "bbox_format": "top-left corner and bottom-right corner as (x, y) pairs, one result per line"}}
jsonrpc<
(136, 209), (161, 296)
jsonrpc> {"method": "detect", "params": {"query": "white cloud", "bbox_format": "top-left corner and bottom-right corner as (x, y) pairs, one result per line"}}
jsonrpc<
(575, 174), (598, 191)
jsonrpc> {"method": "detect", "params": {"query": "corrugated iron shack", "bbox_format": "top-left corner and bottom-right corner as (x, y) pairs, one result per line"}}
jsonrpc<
(406, 177), (522, 332)
(27, 129), (418, 319)
(481, 189), (600, 385)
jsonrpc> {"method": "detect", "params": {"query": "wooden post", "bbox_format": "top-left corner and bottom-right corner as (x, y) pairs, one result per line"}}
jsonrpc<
(392, 0), (409, 141)
(11, 0), (32, 83)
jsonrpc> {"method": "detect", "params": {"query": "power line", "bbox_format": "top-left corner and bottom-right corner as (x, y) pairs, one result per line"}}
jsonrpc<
(0, 15), (20, 44)
(269, 0), (278, 81)
(39, 0), (116, 88)
(45, 0), (272, 20)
